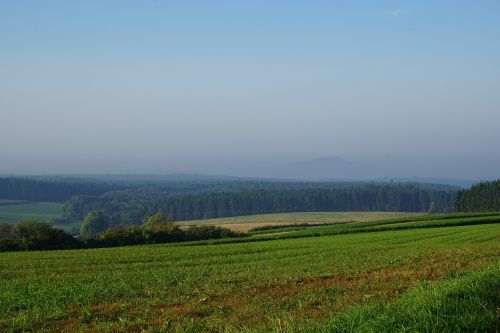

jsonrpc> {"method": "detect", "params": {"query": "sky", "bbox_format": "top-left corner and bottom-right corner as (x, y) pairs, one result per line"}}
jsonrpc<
(1, 1), (500, 178)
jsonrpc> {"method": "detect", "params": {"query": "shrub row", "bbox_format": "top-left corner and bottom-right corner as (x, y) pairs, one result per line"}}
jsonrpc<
(0, 219), (244, 252)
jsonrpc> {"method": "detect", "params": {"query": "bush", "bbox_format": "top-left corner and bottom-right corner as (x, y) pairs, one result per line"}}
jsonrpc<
(184, 225), (242, 241)
(0, 220), (79, 251)
(90, 214), (246, 247)
(0, 214), (246, 252)
(80, 210), (110, 240)
(97, 226), (145, 247)
(0, 222), (16, 251)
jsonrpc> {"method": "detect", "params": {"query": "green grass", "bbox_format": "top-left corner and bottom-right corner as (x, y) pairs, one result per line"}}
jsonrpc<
(182, 213), (500, 246)
(0, 201), (63, 223)
(286, 263), (500, 333)
(0, 201), (80, 233)
(1, 215), (499, 332)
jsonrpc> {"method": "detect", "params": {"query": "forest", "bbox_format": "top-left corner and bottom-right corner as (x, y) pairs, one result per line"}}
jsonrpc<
(0, 177), (459, 226)
(62, 183), (457, 225)
(455, 180), (500, 212)
(0, 177), (118, 202)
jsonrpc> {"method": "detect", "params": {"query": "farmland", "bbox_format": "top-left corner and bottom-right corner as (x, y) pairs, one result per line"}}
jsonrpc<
(0, 201), (63, 224)
(175, 211), (422, 232)
(0, 200), (82, 234)
(1, 214), (499, 332)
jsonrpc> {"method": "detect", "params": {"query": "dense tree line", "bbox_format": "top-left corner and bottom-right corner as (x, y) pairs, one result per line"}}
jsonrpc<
(63, 184), (457, 225)
(455, 180), (500, 212)
(0, 213), (243, 252)
(0, 220), (80, 251)
(87, 213), (242, 247)
(0, 177), (118, 202)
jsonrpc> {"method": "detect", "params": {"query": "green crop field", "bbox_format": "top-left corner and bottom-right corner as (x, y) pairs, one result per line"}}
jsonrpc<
(1, 213), (499, 332)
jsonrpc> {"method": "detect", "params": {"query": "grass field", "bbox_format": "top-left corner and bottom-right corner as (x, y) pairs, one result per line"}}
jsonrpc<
(175, 211), (422, 232)
(0, 201), (80, 233)
(0, 201), (63, 223)
(1, 213), (499, 332)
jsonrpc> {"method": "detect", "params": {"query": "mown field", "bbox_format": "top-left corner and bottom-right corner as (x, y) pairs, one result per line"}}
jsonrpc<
(0, 201), (79, 233)
(1, 213), (499, 332)
(175, 211), (422, 232)
(0, 200), (63, 223)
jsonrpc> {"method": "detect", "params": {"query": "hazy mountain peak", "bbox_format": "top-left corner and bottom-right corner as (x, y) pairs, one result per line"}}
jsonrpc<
(302, 156), (352, 165)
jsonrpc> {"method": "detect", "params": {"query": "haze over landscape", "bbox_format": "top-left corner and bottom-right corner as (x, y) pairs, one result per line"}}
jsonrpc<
(2, 2), (500, 332)
(1, 1), (499, 180)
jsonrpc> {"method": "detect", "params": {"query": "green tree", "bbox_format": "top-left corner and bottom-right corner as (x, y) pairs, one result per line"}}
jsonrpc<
(80, 210), (110, 240)
(142, 213), (174, 231)
(12, 220), (79, 250)
(0, 222), (14, 251)
(142, 213), (178, 243)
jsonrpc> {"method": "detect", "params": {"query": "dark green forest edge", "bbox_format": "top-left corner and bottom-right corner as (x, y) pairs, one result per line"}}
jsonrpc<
(455, 179), (500, 212)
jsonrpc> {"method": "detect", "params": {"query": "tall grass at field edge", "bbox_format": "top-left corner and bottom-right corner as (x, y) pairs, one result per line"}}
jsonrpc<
(278, 262), (500, 333)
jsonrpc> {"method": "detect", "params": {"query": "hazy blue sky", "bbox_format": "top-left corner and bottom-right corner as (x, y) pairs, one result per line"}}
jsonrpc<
(1, 1), (499, 177)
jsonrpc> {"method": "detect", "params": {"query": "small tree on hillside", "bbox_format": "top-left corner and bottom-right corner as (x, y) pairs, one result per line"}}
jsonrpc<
(142, 213), (174, 231)
(142, 213), (179, 243)
(80, 210), (110, 240)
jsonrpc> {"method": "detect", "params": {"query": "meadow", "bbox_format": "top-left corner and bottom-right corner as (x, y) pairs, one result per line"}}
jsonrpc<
(0, 201), (80, 233)
(0, 213), (499, 332)
(0, 200), (63, 223)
